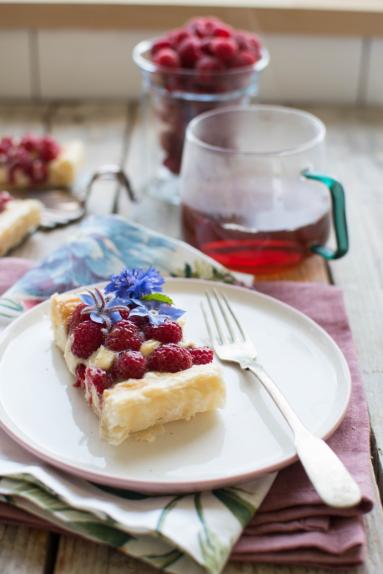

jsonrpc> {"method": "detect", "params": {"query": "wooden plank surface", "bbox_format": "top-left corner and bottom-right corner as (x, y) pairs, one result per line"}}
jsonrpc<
(2, 103), (383, 574)
(0, 524), (51, 574)
(55, 536), (159, 574)
(0, 103), (48, 139)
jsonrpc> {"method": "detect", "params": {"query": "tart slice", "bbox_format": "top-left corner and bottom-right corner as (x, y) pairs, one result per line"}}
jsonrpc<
(0, 135), (83, 189)
(0, 191), (42, 256)
(51, 267), (225, 445)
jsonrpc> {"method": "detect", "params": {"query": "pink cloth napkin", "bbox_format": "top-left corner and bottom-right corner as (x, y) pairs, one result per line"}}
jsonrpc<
(0, 260), (374, 569)
(0, 258), (35, 294)
(233, 282), (373, 569)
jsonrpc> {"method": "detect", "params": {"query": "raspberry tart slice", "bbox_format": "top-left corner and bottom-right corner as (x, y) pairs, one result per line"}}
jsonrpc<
(0, 135), (83, 189)
(51, 267), (225, 445)
(0, 191), (42, 256)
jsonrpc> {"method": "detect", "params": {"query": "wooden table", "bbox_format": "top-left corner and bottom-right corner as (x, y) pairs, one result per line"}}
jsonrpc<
(1, 103), (383, 574)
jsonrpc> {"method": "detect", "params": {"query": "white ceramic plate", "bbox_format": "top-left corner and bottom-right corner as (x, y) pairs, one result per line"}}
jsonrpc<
(0, 279), (351, 493)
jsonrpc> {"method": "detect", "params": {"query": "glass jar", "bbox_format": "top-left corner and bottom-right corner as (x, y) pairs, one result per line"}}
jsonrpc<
(133, 38), (269, 204)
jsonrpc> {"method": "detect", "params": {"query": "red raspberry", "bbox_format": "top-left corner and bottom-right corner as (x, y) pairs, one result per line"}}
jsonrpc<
(71, 320), (104, 359)
(247, 33), (262, 54)
(148, 344), (192, 373)
(39, 136), (60, 162)
(188, 17), (220, 38)
(68, 303), (90, 333)
(13, 148), (31, 170)
(85, 366), (113, 395)
(163, 154), (182, 175)
(233, 50), (257, 68)
(168, 29), (191, 46)
(118, 309), (130, 320)
(196, 56), (224, 73)
(151, 38), (172, 55)
(30, 159), (48, 184)
(189, 347), (214, 365)
(129, 314), (150, 329)
(234, 31), (251, 51)
(105, 320), (144, 352)
(178, 37), (202, 68)
(0, 136), (14, 154)
(153, 48), (180, 69)
(211, 37), (238, 63)
(160, 130), (183, 154)
(212, 24), (233, 38)
(112, 350), (147, 381)
(200, 38), (213, 55)
(74, 364), (86, 388)
(145, 321), (182, 344)
(8, 164), (24, 185)
(234, 31), (261, 56)
(20, 134), (40, 153)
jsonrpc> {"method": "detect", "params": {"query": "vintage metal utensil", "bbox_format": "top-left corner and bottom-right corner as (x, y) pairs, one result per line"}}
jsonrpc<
(203, 289), (362, 509)
(9, 187), (85, 230)
(8, 165), (136, 230)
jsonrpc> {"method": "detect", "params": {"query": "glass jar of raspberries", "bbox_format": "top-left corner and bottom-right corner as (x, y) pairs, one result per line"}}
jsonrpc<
(133, 17), (269, 204)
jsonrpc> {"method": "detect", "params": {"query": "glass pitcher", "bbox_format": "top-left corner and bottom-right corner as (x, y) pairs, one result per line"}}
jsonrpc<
(180, 105), (348, 275)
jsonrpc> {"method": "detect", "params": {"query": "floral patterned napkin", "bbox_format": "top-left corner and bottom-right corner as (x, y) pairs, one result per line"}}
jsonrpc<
(0, 215), (235, 321)
(0, 215), (276, 574)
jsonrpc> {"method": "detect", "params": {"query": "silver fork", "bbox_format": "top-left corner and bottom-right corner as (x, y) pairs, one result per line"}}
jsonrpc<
(202, 289), (361, 508)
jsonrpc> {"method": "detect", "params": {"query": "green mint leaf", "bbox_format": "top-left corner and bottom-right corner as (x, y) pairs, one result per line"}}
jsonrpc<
(142, 293), (173, 305)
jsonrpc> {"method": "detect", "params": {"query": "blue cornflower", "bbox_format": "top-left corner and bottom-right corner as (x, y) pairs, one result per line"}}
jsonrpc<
(104, 267), (164, 303)
(129, 300), (185, 326)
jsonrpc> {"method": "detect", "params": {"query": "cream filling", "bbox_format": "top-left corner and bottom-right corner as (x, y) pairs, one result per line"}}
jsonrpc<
(64, 336), (83, 375)
(64, 340), (117, 374)
(140, 339), (160, 357)
(88, 345), (115, 370)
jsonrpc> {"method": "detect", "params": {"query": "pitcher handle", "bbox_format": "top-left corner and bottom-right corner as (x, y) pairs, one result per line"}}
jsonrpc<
(303, 171), (349, 260)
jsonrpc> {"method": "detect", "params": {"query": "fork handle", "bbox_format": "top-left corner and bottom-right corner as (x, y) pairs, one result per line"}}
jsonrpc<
(247, 363), (361, 508)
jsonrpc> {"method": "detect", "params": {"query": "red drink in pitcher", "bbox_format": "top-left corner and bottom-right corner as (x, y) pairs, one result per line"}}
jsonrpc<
(182, 180), (331, 274)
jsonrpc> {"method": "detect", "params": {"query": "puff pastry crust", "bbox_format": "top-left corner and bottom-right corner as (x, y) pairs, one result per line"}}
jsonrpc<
(51, 292), (225, 445)
(0, 199), (42, 256)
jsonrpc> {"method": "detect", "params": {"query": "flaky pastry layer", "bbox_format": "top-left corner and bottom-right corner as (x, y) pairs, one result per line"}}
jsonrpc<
(0, 199), (42, 256)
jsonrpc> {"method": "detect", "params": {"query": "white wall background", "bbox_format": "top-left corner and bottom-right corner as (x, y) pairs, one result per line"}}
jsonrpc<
(1, 29), (382, 104)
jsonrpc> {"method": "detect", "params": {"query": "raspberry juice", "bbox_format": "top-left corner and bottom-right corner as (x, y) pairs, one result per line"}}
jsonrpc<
(181, 180), (331, 275)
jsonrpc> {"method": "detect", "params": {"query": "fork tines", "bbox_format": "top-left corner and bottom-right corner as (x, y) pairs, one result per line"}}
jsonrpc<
(202, 289), (247, 345)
